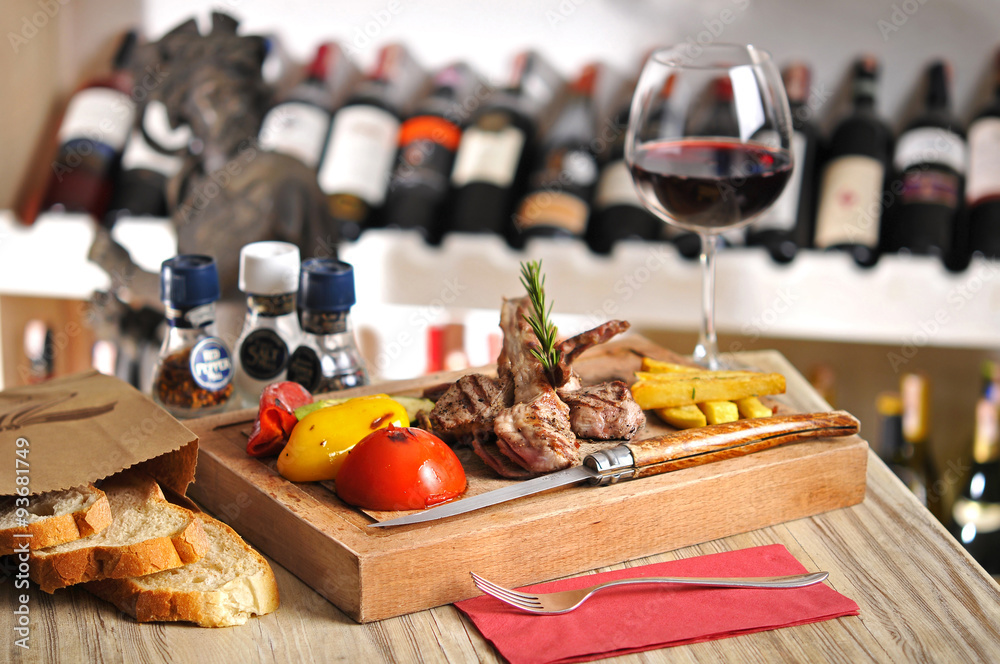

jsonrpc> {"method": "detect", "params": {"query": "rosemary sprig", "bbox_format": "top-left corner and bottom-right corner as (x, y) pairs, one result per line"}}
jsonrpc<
(519, 260), (560, 374)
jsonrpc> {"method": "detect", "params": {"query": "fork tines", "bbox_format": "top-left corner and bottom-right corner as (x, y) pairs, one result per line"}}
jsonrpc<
(470, 572), (543, 611)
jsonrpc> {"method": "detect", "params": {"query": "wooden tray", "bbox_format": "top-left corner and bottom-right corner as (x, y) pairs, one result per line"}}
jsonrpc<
(185, 337), (867, 623)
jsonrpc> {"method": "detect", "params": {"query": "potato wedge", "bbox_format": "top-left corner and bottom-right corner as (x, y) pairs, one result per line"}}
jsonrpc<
(634, 370), (765, 382)
(640, 358), (700, 373)
(654, 404), (707, 429)
(630, 372), (786, 410)
(697, 400), (739, 425)
(735, 396), (773, 419)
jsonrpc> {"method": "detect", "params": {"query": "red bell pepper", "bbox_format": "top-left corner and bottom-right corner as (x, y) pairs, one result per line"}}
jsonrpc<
(246, 382), (313, 457)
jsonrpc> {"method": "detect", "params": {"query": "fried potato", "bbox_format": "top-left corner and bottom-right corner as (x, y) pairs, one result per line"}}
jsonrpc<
(735, 396), (773, 419)
(640, 357), (700, 373)
(654, 404), (707, 429)
(630, 372), (786, 410)
(697, 400), (739, 424)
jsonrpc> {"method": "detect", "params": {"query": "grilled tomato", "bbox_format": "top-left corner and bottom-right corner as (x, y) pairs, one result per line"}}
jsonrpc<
(335, 426), (466, 511)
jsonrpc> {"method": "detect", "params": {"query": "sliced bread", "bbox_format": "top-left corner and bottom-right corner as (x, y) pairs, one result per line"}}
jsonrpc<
(0, 484), (112, 555)
(29, 472), (209, 593)
(85, 512), (280, 627)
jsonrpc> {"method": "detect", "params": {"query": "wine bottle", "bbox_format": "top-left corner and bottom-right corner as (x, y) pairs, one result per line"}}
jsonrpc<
(380, 63), (482, 243)
(746, 63), (820, 263)
(511, 64), (600, 245)
(104, 127), (184, 223)
(259, 42), (357, 171)
(586, 77), (663, 254)
(316, 44), (423, 242)
(899, 372), (943, 520)
(886, 61), (966, 261)
(39, 30), (139, 222)
(951, 396), (1000, 579)
(876, 391), (905, 465)
(447, 51), (562, 243)
(813, 57), (893, 267)
(966, 50), (1000, 259)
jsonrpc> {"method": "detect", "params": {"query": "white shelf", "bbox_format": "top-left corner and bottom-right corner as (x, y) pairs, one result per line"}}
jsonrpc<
(1, 213), (997, 351)
(0, 211), (177, 300)
(341, 229), (1000, 351)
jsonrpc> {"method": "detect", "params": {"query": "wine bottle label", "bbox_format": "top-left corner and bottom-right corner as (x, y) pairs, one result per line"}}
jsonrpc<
(399, 115), (462, 150)
(59, 88), (135, 152)
(514, 191), (588, 234)
(317, 105), (400, 204)
(899, 169), (960, 208)
(451, 119), (526, 188)
(813, 155), (883, 248)
(189, 337), (233, 391)
(259, 101), (331, 170)
(594, 159), (642, 209)
(238, 329), (290, 380)
(966, 117), (1000, 205)
(952, 497), (1000, 534)
(286, 346), (321, 392)
(751, 131), (807, 232)
(390, 115), (461, 190)
(894, 127), (967, 175)
(121, 129), (183, 177)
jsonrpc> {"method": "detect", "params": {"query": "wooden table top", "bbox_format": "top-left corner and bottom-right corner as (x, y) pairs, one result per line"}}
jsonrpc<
(4, 350), (1000, 663)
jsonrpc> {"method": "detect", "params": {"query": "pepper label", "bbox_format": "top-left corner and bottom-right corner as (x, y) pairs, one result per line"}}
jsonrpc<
(239, 329), (289, 381)
(190, 338), (233, 391)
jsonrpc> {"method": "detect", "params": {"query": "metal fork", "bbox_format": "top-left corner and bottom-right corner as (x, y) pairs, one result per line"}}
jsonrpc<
(469, 570), (829, 615)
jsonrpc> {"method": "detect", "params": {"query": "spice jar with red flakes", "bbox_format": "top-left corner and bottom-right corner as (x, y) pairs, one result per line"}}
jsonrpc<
(152, 255), (234, 418)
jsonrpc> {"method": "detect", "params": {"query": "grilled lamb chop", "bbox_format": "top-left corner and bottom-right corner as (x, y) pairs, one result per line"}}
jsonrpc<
(494, 391), (578, 473)
(558, 380), (646, 440)
(490, 298), (578, 473)
(551, 320), (631, 388)
(429, 374), (509, 438)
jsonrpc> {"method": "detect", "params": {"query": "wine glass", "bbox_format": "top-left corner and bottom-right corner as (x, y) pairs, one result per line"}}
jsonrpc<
(625, 44), (794, 369)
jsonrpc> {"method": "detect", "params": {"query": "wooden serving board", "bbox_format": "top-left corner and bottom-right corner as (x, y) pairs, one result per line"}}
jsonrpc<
(186, 337), (867, 623)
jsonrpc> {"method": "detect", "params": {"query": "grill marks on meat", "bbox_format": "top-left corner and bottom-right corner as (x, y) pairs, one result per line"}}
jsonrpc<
(429, 374), (508, 437)
(494, 391), (578, 474)
(558, 381), (646, 440)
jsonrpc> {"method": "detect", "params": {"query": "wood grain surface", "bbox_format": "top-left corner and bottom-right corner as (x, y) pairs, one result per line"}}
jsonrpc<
(185, 337), (866, 622)
(2, 347), (999, 663)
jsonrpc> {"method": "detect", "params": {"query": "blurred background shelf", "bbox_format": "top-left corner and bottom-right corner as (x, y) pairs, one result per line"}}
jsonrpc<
(3, 212), (996, 350)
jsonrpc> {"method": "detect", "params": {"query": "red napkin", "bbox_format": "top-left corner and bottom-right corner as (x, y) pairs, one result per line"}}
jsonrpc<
(455, 544), (859, 664)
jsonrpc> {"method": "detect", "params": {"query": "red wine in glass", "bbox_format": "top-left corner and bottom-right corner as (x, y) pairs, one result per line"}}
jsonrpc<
(630, 138), (793, 231)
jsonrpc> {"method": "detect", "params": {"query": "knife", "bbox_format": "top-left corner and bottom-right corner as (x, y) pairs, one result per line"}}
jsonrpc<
(369, 410), (859, 528)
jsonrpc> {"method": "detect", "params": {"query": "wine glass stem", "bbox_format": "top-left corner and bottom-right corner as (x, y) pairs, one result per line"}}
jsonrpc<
(694, 232), (720, 369)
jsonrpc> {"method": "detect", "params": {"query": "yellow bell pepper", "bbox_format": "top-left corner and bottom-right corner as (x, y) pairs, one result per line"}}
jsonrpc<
(276, 394), (409, 482)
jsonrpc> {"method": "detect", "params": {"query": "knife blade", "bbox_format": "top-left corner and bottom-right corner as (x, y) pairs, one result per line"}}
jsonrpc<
(368, 410), (859, 528)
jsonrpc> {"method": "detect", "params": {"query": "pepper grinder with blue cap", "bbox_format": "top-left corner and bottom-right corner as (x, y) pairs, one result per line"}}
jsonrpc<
(286, 258), (369, 392)
(152, 255), (234, 418)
